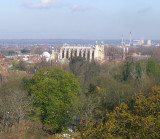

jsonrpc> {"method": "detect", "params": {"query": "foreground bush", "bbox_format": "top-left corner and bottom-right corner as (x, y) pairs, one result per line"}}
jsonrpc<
(82, 86), (160, 139)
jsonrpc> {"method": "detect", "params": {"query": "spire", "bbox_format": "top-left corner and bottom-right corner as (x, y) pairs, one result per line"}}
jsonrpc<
(121, 34), (124, 46)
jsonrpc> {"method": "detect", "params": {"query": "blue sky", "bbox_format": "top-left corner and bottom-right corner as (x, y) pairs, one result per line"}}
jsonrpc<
(0, 0), (160, 39)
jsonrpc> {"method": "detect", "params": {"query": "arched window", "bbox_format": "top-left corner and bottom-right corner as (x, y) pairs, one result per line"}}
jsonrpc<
(62, 50), (64, 58)
(71, 50), (73, 59)
(87, 51), (90, 61)
(92, 51), (94, 59)
(75, 50), (77, 57)
(83, 51), (86, 58)
(66, 50), (69, 58)
(79, 50), (82, 57)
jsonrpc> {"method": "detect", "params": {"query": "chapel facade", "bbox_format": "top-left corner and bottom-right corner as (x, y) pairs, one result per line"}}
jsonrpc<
(50, 43), (105, 63)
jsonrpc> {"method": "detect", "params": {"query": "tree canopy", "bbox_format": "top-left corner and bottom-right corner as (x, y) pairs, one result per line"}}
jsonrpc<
(29, 67), (81, 131)
(82, 86), (160, 139)
(21, 49), (30, 54)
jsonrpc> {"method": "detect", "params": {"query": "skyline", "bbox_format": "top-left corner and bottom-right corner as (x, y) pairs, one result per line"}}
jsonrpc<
(0, 0), (160, 40)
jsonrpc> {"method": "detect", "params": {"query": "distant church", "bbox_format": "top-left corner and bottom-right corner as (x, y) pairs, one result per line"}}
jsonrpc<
(50, 42), (105, 63)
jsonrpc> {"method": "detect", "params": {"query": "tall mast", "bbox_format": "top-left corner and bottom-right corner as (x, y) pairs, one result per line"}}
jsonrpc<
(121, 34), (125, 46)
(130, 32), (132, 45)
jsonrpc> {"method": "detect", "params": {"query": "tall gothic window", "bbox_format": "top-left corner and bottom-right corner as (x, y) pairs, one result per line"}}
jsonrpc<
(62, 50), (64, 58)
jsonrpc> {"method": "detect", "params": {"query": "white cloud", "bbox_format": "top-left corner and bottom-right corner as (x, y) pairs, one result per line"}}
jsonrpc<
(24, 0), (58, 9)
(24, 0), (92, 12)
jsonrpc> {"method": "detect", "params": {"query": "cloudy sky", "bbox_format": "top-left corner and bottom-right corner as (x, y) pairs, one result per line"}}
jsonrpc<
(0, 0), (160, 39)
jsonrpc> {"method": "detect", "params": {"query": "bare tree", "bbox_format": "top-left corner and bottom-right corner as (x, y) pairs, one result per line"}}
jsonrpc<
(0, 73), (32, 138)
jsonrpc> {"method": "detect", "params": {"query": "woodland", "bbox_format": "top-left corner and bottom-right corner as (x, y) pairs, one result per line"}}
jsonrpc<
(0, 46), (160, 138)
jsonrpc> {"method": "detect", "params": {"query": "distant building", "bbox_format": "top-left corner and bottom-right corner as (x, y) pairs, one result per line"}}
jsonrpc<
(156, 44), (160, 47)
(41, 51), (51, 62)
(133, 40), (144, 46)
(126, 53), (151, 61)
(121, 32), (152, 47)
(147, 40), (152, 46)
(50, 43), (105, 63)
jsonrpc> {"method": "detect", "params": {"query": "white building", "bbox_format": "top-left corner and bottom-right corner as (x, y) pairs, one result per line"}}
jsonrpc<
(41, 51), (51, 62)
(50, 43), (105, 63)
(147, 40), (152, 46)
